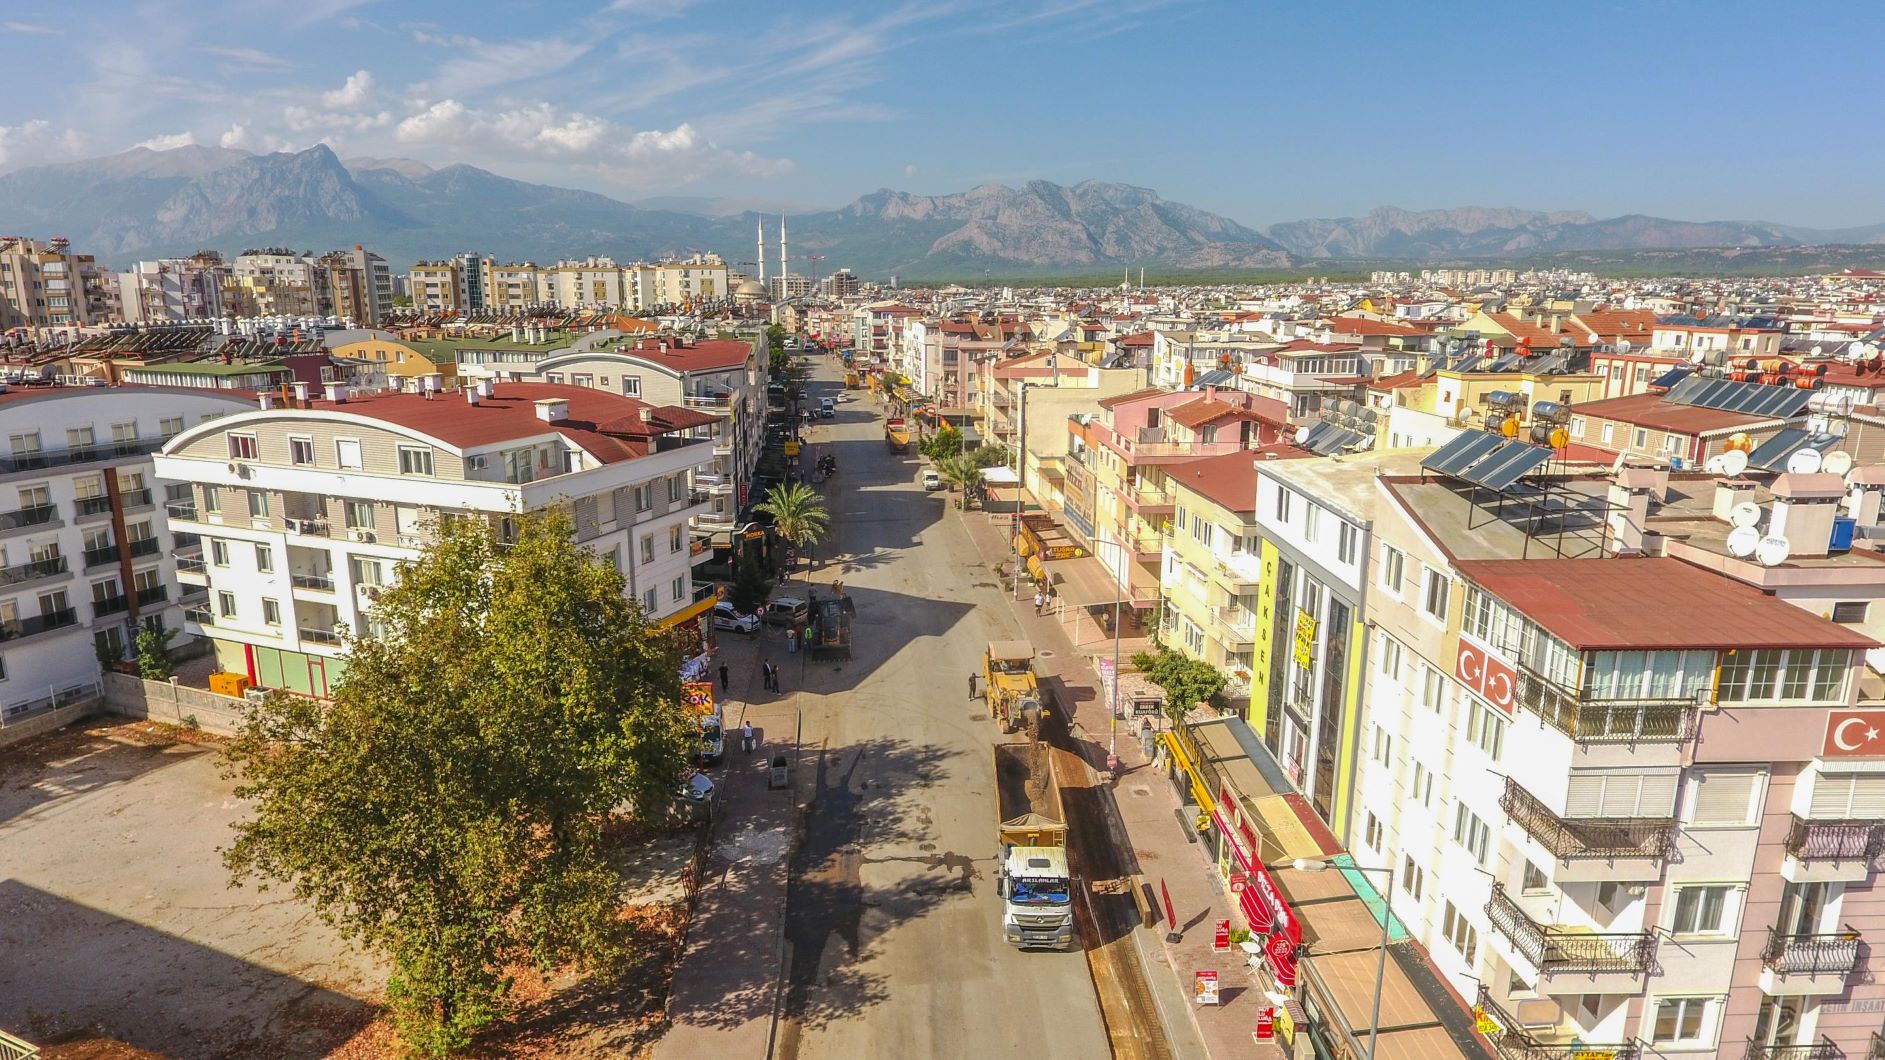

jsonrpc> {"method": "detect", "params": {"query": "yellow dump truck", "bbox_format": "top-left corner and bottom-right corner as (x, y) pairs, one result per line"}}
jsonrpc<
(994, 740), (1074, 950)
(885, 417), (911, 453)
(984, 640), (1043, 735)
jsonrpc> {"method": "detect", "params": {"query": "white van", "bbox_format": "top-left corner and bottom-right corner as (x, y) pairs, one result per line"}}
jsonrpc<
(819, 397), (837, 418)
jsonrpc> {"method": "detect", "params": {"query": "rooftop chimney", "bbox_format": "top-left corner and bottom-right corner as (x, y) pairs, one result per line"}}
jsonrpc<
(534, 398), (570, 423)
(1606, 468), (1659, 554)
(467, 386), (480, 406)
(1771, 473), (1845, 559)
(292, 380), (310, 406)
(258, 391), (276, 410)
(1847, 466), (1885, 527)
(1713, 478), (1758, 523)
(325, 382), (348, 404)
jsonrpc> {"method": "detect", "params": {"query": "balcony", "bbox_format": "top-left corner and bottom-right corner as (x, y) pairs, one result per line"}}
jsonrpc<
(172, 531), (201, 551)
(1500, 777), (1675, 882)
(92, 595), (129, 619)
(0, 607), (79, 642)
(135, 585), (168, 607)
(165, 500), (197, 521)
(0, 437), (162, 474)
(0, 555), (69, 589)
(82, 543), (118, 570)
(1485, 884), (1656, 991)
(0, 502), (59, 536)
(1743, 1038), (1843, 1060)
(1214, 607), (1258, 647)
(1130, 531), (1165, 563)
(74, 495), (115, 521)
(183, 606), (213, 627)
(1783, 816), (1885, 884)
(283, 517), (330, 537)
(126, 536), (160, 558)
(1759, 926), (1862, 996)
(299, 626), (342, 647)
(1514, 665), (1699, 746)
(1474, 988), (1642, 1060)
(291, 573), (336, 593)
(1216, 552), (1262, 592)
(119, 487), (154, 512)
(1125, 481), (1175, 515)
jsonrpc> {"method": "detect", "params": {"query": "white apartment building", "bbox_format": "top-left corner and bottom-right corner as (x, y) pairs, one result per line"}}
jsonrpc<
(119, 253), (232, 324)
(153, 380), (718, 698)
(0, 386), (256, 721)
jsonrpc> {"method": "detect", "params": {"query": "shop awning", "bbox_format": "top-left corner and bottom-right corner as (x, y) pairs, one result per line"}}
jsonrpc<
(659, 595), (717, 628)
(981, 466), (1019, 486)
(1042, 553), (1129, 607)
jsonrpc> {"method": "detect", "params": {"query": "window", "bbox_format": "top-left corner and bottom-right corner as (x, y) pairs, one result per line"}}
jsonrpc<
(159, 416), (184, 439)
(217, 590), (236, 618)
(254, 544), (273, 573)
(1441, 901), (1478, 963)
(1808, 771), (1885, 818)
(1400, 856), (1425, 902)
(289, 437), (314, 465)
(1372, 726), (1393, 766)
(671, 575), (685, 602)
(1632, 427), (1649, 450)
(621, 376), (641, 397)
(1570, 415), (1586, 438)
(1337, 522), (1358, 565)
(1601, 422), (1614, 445)
(261, 598), (281, 626)
(210, 540), (230, 566)
(398, 446), (434, 476)
(350, 557), (383, 586)
(1687, 769), (1760, 827)
(248, 490), (270, 519)
(668, 475), (683, 503)
(635, 484), (653, 512)
(669, 525), (684, 553)
(344, 501), (373, 531)
(640, 535), (655, 564)
(1522, 861), (1549, 893)
(1379, 635), (1402, 680)
(1651, 998), (1711, 1045)
(1420, 569), (1449, 622)
(225, 433), (256, 460)
(204, 486), (220, 514)
(642, 588), (657, 610)
(1669, 885), (1731, 935)
(1565, 772), (1680, 818)
(1363, 811), (1384, 850)
(1467, 701), (1505, 760)
(1303, 504), (1321, 540)
(1452, 803), (1491, 865)
(1832, 601), (1868, 624)
(1275, 486), (1292, 522)
(1421, 664), (1446, 714)
(335, 438), (363, 470)
(1411, 761), (1434, 807)
(1380, 545), (1404, 593)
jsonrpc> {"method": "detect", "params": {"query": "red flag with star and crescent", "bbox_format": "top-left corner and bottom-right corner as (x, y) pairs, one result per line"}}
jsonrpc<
(1822, 709), (1885, 758)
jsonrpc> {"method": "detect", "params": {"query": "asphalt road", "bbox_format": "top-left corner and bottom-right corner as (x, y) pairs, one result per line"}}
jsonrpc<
(773, 358), (1110, 1060)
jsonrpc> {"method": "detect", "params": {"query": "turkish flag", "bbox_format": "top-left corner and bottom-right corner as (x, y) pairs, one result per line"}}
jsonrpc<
(1456, 634), (1518, 714)
(1822, 710), (1885, 758)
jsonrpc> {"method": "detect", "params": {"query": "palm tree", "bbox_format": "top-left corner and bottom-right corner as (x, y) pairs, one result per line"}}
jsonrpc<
(755, 482), (830, 575)
(939, 455), (983, 507)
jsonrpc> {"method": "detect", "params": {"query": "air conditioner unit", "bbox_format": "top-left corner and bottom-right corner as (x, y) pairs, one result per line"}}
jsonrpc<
(468, 455), (488, 470)
(349, 528), (376, 543)
(245, 687), (268, 704)
(285, 518), (304, 533)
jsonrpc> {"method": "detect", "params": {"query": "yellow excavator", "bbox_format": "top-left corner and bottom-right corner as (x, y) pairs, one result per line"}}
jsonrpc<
(984, 640), (1044, 736)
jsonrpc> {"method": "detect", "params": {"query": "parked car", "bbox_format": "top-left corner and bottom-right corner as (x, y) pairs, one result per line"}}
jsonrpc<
(712, 600), (760, 634)
(819, 397), (837, 418)
(921, 468), (944, 491)
(762, 597), (810, 628)
(675, 769), (716, 802)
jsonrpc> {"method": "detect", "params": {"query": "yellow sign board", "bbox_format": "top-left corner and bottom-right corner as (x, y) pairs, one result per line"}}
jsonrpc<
(784, 440), (801, 456)
(683, 681), (715, 716)
(1472, 1007), (1503, 1037)
(1291, 609), (1317, 669)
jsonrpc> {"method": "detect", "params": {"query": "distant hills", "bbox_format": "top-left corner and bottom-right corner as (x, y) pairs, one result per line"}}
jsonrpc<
(0, 144), (1882, 278)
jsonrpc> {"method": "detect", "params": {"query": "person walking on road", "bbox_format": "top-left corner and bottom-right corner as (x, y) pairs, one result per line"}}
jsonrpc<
(742, 721), (755, 753)
(969, 671), (979, 699)
(1033, 589), (1046, 616)
(718, 662), (730, 691)
(787, 627), (798, 654)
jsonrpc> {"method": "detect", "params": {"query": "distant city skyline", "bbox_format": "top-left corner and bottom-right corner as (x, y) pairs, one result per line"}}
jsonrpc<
(2, 0), (1882, 228)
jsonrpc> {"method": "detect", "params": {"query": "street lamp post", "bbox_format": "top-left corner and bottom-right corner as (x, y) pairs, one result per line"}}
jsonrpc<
(1293, 858), (1393, 1060)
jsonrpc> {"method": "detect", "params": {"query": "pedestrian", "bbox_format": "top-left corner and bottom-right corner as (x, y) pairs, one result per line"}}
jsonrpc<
(969, 671), (979, 699)
(787, 627), (798, 654)
(761, 659), (773, 692)
(718, 662), (730, 690)
(1034, 589), (1046, 616)
(742, 721), (755, 753)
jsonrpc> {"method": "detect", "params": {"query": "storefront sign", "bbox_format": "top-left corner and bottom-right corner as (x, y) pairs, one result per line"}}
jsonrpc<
(1275, 1004), (1298, 1044)
(1215, 806), (1301, 986)
(784, 440), (801, 457)
(1292, 608), (1317, 669)
(1456, 632), (1517, 714)
(1266, 929), (1298, 987)
(1194, 971), (1220, 1006)
(1473, 1005), (1504, 1036)
(1213, 920), (1231, 951)
(1229, 870), (1247, 894)
(1822, 709), (1885, 758)
(1255, 1007), (1275, 1040)
(682, 682), (715, 715)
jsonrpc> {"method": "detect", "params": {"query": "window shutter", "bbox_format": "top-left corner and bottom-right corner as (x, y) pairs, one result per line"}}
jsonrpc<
(1565, 775), (1605, 817)
(1637, 773), (1679, 816)
(1691, 771), (1757, 826)
(1811, 773), (1885, 818)
(1600, 776), (1645, 818)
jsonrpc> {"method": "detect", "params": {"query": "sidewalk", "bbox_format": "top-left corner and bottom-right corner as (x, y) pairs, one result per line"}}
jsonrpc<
(656, 688), (802, 1060)
(958, 505), (1280, 1060)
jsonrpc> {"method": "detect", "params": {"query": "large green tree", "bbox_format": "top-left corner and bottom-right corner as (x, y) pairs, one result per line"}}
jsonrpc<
(755, 482), (829, 573)
(1131, 646), (1228, 727)
(919, 425), (963, 461)
(222, 510), (694, 1054)
(728, 546), (774, 615)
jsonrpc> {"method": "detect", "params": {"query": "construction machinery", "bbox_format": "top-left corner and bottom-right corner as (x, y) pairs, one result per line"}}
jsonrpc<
(984, 640), (1043, 735)
(806, 589), (854, 659)
(994, 740), (1075, 950)
(885, 416), (911, 453)
(844, 371), (860, 389)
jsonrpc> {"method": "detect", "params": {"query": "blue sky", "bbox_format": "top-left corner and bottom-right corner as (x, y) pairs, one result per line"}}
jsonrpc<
(1, 0), (1880, 227)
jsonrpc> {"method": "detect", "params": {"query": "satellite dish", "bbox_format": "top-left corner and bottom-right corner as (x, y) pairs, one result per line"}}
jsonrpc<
(1705, 454), (1729, 475)
(1730, 501), (1762, 528)
(1786, 448), (1825, 475)
(1294, 426), (1311, 445)
(1824, 451), (1854, 477)
(1727, 525), (1760, 557)
(1618, 339), (1632, 355)
(1611, 451), (1629, 476)
(1721, 449), (1749, 478)
(1756, 535), (1792, 567)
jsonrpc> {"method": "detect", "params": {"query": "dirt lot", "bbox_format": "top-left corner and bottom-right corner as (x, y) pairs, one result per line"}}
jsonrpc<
(0, 720), (700, 1059)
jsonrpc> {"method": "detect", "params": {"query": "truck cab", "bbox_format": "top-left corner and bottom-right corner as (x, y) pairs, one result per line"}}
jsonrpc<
(997, 845), (1075, 950)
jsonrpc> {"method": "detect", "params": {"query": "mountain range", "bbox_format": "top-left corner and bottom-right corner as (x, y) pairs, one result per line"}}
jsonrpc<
(1, 144), (1881, 277)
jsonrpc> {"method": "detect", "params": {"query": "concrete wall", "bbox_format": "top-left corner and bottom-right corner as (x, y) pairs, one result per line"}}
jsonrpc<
(102, 671), (247, 734)
(0, 691), (106, 749)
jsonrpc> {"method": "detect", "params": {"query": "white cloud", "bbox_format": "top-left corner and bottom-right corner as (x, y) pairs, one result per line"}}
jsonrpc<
(219, 123), (292, 153)
(423, 36), (593, 96)
(904, 163), (919, 178)
(0, 119), (88, 170)
(198, 45), (295, 70)
(394, 100), (790, 185)
(282, 105), (394, 134)
(321, 70), (376, 108)
(133, 131), (196, 151)
(3, 20), (58, 34)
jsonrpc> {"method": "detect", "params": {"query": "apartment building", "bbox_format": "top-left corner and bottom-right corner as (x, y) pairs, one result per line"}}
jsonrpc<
(231, 249), (324, 317)
(1357, 460), (1885, 1058)
(119, 253), (232, 324)
(0, 385), (255, 718)
(1159, 451), (1276, 716)
(153, 380), (718, 696)
(0, 236), (117, 330)
(319, 246), (393, 326)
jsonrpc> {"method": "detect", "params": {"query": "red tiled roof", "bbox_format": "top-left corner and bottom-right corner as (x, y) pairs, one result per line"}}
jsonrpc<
(1167, 394), (1292, 430)
(1168, 448), (1311, 513)
(303, 382), (713, 464)
(1096, 386), (1171, 409)
(1455, 558), (1876, 651)
(1321, 316), (1423, 337)
(1118, 331), (1156, 347)
(1573, 309), (1657, 341)
(1368, 370), (1424, 391)
(1574, 392), (1780, 435)
(614, 338), (753, 372)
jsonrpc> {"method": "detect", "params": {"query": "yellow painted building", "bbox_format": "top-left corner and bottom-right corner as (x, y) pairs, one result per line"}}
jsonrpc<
(327, 337), (461, 383)
(1159, 451), (1266, 712)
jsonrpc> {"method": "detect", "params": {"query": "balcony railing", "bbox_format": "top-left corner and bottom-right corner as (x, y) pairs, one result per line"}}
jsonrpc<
(1762, 926), (1862, 977)
(1500, 778), (1677, 861)
(299, 627), (342, 646)
(119, 487), (153, 510)
(135, 585), (168, 607)
(1871, 1031), (1884, 1060)
(1514, 665), (1699, 744)
(176, 555), (205, 574)
(0, 503), (59, 532)
(126, 537), (160, 558)
(172, 531), (200, 551)
(1743, 1038), (1843, 1060)
(82, 543), (117, 569)
(0, 555), (67, 586)
(184, 606), (213, 626)
(0, 437), (162, 473)
(0, 607), (79, 641)
(292, 573), (335, 592)
(165, 500), (197, 520)
(1787, 816), (1885, 863)
(1474, 988), (1642, 1060)
(92, 595), (129, 619)
(1486, 884), (1657, 976)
